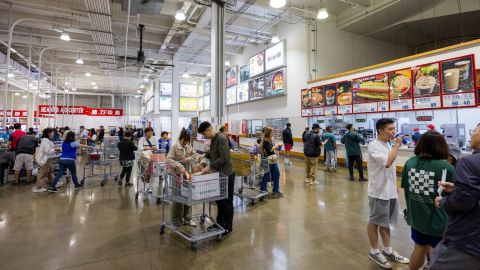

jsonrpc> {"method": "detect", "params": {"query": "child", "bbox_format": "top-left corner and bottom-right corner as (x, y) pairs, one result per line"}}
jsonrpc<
(158, 131), (170, 153)
(117, 131), (137, 186)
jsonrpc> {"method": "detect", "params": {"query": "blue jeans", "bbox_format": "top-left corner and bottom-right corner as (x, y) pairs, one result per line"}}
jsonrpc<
(51, 159), (80, 188)
(261, 163), (280, 193)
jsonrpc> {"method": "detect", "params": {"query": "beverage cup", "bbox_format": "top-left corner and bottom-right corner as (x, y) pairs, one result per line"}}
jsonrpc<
(454, 61), (470, 80)
(443, 68), (460, 92)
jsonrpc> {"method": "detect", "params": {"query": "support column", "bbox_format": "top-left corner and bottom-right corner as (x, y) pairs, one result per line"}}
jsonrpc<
(171, 54), (180, 143)
(210, 0), (225, 127)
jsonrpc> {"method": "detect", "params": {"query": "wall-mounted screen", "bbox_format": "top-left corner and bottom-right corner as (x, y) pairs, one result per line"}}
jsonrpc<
(160, 83), (172, 96)
(226, 86), (237, 105)
(226, 66), (238, 87)
(265, 41), (285, 71)
(180, 84), (197, 97)
(249, 51), (265, 77)
(265, 69), (285, 96)
(240, 65), (250, 83)
(179, 97), (197, 111)
(159, 96), (172, 110)
(248, 76), (265, 100)
(237, 82), (249, 103)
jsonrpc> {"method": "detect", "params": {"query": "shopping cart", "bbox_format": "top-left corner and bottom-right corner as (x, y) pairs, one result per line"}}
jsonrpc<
(232, 146), (269, 205)
(136, 150), (168, 203)
(160, 171), (228, 250)
(103, 136), (120, 161)
(81, 146), (114, 186)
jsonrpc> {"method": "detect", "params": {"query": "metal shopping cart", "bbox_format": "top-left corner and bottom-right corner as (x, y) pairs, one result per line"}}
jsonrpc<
(232, 146), (269, 205)
(160, 171), (228, 250)
(136, 150), (168, 203)
(81, 146), (114, 186)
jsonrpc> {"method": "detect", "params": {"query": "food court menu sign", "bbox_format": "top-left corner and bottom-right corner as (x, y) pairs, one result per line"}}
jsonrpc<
(301, 54), (477, 117)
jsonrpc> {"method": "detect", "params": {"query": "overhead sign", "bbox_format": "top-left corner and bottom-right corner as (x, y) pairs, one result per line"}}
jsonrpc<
(265, 41), (285, 71)
(416, 115), (433, 121)
(38, 105), (123, 116)
(249, 51), (265, 77)
(0, 110), (28, 117)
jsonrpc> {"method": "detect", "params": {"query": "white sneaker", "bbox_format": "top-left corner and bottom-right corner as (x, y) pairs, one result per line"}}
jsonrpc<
(369, 252), (392, 269)
(310, 181), (319, 185)
(32, 187), (47, 193)
(56, 181), (65, 188)
(382, 250), (410, 264)
(304, 178), (310, 183)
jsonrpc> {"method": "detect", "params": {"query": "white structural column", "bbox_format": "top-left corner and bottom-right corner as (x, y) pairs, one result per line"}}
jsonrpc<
(171, 54), (180, 142)
(210, 0), (225, 127)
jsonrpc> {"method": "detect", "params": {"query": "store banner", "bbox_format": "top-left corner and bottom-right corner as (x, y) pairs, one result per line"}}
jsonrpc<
(0, 110), (28, 117)
(38, 105), (123, 116)
(85, 108), (123, 116)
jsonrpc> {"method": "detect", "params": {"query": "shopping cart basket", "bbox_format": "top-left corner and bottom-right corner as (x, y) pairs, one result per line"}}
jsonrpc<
(232, 149), (269, 205)
(81, 146), (114, 186)
(136, 150), (167, 203)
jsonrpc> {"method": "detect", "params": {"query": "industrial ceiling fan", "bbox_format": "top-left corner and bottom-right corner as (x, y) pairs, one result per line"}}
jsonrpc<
(116, 24), (174, 72)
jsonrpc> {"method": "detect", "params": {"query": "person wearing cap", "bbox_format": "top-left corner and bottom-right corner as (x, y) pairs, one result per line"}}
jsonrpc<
(426, 124), (436, 131)
(303, 124), (325, 185)
(412, 128), (422, 145)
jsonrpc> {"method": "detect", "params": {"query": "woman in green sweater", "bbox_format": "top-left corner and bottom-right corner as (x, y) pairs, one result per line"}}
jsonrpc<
(401, 131), (453, 270)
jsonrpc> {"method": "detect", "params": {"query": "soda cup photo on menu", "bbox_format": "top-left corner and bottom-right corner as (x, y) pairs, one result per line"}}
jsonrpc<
(395, 133), (410, 145)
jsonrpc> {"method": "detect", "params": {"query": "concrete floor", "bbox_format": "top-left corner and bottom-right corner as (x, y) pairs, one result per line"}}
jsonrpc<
(0, 158), (412, 270)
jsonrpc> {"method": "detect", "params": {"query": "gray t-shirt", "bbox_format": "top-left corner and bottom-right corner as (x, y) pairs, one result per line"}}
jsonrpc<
(16, 135), (39, 155)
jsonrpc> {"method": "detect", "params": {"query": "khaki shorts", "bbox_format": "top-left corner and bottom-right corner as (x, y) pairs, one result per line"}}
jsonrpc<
(368, 197), (398, 228)
(14, 153), (34, 171)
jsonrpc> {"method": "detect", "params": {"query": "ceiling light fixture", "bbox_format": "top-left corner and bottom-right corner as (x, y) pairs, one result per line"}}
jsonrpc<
(14, 92), (20, 96)
(76, 58), (84, 65)
(225, 60), (230, 67)
(143, 77), (149, 82)
(317, 8), (329, 20)
(137, 90), (142, 93)
(175, 10), (186, 21)
(93, 86), (98, 89)
(60, 31), (70, 41)
(182, 73), (190, 78)
(207, 72), (212, 77)
(271, 36), (280, 43)
(7, 73), (14, 78)
(65, 89), (70, 93)
(269, 0), (286, 9)
(65, 82), (69, 85)
(85, 72), (91, 77)
(140, 85), (145, 89)
(22, 95), (27, 99)
(91, 82), (96, 86)
(71, 88), (77, 91)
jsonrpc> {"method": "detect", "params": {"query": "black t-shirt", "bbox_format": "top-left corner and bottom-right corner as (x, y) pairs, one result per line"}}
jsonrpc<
(16, 135), (39, 155)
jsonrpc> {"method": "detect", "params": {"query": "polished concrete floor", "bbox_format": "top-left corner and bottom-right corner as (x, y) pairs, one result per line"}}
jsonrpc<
(0, 158), (412, 270)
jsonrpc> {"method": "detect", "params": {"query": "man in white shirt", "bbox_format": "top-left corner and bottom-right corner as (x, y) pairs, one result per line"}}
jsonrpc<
(366, 118), (409, 269)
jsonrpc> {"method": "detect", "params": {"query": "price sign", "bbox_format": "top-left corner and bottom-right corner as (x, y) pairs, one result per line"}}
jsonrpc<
(390, 99), (413, 111)
(301, 109), (312, 117)
(337, 105), (352, 114)
(355, 118), (366, 123)
(312, 107), (324, 116)
(353, 102), (377, 113)
(414, 96), (441, 109)
(378, 101), (389, 112)
(442, 93), (475, 108)
(324, 106), (336, 115)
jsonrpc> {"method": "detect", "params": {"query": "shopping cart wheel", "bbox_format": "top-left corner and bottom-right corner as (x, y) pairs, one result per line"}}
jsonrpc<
(160, 225), (165, 235)
(190, 241), (198, 250)
(259, 197), (265, 202)
(251, 199), (256, 205)
(156, 198), (161, 204)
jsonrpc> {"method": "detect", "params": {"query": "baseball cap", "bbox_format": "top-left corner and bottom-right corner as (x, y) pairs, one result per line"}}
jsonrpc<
(426, 124), (435, 130)
(447, 143), (462, 161)
(312, 123), (320, 130)
(413, 127), (419, 131)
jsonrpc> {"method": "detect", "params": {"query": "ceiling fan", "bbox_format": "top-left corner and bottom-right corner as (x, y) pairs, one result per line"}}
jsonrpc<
(116, 24), (174, 72)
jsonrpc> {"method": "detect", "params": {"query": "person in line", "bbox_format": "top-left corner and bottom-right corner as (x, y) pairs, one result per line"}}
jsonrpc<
(322, 126), (337, 172)
(117, 127), (125, 141)
(342, 124), (366, 181)
(7, 123), (25, 151)
(366, 118), (409, 269)
(158, 131), (170, 153)
(282, 123), (293, 166)
(219, 126), (235, 150)
(430, 128), (480, 269)
(98, 126), (105, 143)
(198, 121), (235, 238)
(34, 128), (60, 192)
(87, 128), (97, 147)
(166, 128), (196, 226)
(446, 143), (461, 167)
(48, 131), (88, 192)
(138, 127), (159, 192)
(62, 127), (70, 140)
(301, 127), (309, 142)
(426, 124), (435, 131)
(259, 127), (283, 195)
(52, 128), (61, 142)
(116, 131), (137, 186)
(303, 124), (324, 185)
(401, 131), (453, 270)
(78, 126), (88, 139)
(412, 128), (421, 145)
(12, 130), (39, 184)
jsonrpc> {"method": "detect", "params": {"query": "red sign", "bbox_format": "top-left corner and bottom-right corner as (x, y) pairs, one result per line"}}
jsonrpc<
(416, 115), (433, 121)
(0, 110), (28, 117)
(241, 119), (247, 135)
(85, 108), (123, 116)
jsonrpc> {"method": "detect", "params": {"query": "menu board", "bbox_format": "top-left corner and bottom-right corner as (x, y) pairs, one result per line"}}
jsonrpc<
(203, 95), (210, 110)
(476, 70), (480, 87)
(310, 86), (324, 107)
(265, 69), (285, 96)
(240, 65), (250, 83)
(337, 81), (353, 114)
(249, 51), (265, 77)
(203, 81), (211, 95)
(248, 76), (265, 100)
(301, 89), (312, 108)
(237, 82), (249, 103)
(198, 97), (204, 111)
(226, 85), (237, 105)
(413, 63), (441, 109)
(160, 83), (172, 96)
(179, 97), (197, 111)
(159, 96), (172, 110)
(226, 66), (238, 87)
(441, 55), (475, 108)
(265, 41), (285, 71)
(302, 109), (313, 117)
(352, 73), (389, 113)
(389, 68), (413, 111)
(180, 84), (197, 97)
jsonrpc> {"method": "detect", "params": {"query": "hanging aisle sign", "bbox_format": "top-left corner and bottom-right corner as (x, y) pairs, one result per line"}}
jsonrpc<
(38, 105), (123, 116)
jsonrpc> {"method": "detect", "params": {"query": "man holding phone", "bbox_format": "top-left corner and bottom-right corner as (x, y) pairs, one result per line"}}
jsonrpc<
(366, 118), (409, 269)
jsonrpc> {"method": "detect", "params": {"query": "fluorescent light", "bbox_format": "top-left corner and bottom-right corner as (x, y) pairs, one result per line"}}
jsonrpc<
(91, 82), (96, 85)
(225, 60), (230, 67)
(7, 73), (14, 78)
(85, 72), (91, 77)
(60, 31), (70, 41)
(207, 72), (211, 77)
(269, 0), (286, 8)
(71, 88), (77, 91)
(175, 10), (186, 21)
(46, 95), (50, 99)
(182, 73), (190, 78)
(22, 95), (27, 99)
(93, 86), (98, 89)
(271, 36), (280, 43)
(140, 85), (145, 89)
(135, 95), (141, 98)
(65, 82), (69, 85)
(14, 93), (20, 96)
(317, 8), (329, 20)
(143, 77), (149, 82)
(76, 58), (84, 64)
(10, 48), (17, 53)
(65, 89), (70, 93)
(137, 90), (142, 93)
